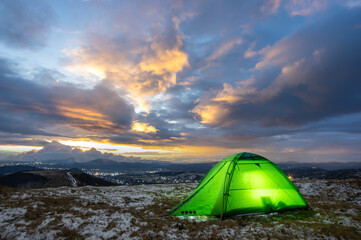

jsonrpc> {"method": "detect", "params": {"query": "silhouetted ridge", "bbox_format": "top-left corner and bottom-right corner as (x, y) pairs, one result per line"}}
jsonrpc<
(0, 170), (115, 188)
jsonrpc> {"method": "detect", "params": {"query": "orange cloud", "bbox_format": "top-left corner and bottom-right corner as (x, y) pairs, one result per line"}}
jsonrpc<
(63, 32), (189, 113)
(140, 40), (188, 77)
(213, 77), (257, 104)
(131, 121), (158, 133)
(191, 77), (257, 125)
(57, 106), (115, 132)
(58, 106), (106, 121)
(191, 103), (230, 125)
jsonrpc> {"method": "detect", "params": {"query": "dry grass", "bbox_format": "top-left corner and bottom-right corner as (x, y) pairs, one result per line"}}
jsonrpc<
(0, 179), (360, 239)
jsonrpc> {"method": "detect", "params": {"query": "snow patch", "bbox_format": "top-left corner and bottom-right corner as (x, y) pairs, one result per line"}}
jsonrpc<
(67, 172), (77, 187)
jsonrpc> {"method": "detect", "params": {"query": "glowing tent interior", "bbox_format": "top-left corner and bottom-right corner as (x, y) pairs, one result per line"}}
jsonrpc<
(167, 152), (308, 219)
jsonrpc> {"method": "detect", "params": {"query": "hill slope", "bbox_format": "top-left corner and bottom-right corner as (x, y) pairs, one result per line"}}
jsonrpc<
(0, 170), (115, 188)
(0, 166), (41, 177)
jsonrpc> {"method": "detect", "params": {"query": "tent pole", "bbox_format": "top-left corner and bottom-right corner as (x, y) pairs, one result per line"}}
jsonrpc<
(220, 153), (241, 221)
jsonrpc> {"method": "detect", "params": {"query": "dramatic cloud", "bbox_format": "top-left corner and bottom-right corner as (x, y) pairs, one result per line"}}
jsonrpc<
(64, 19), (189, 113)
(0, 1), (360, 162)
(0, 58), (135, 137)
(193, 7), (361, 127)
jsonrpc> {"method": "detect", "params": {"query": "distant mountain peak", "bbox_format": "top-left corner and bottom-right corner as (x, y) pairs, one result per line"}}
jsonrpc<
(88, 159), (118, 164)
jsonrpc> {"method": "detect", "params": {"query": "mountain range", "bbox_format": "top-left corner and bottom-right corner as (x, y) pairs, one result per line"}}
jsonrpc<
(2, 159), (361, 174)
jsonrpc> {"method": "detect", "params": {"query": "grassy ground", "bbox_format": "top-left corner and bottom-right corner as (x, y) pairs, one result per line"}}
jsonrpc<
(0, 179), (360, 239)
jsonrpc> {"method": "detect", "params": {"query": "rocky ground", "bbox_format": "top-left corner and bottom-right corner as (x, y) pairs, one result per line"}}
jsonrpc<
(0, 178), (360, 239)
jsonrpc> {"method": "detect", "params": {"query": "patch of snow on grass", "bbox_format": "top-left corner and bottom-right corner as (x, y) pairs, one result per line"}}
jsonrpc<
(1, 180), (360, 239)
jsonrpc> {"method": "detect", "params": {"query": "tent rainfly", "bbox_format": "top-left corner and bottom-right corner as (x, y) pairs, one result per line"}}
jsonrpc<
(167, 152), (308, 219)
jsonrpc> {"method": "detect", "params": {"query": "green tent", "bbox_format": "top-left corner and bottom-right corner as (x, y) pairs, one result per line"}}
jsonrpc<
(168, 152), (308, 219)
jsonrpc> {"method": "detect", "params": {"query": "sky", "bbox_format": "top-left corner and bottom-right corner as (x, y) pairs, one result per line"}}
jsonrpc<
(0, 0), (361, 163)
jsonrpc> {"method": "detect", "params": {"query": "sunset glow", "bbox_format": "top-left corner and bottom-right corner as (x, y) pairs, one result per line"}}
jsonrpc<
(0, 0), (360, 163)
(131, 121), (158, 134)
(58, 140), (161, 154)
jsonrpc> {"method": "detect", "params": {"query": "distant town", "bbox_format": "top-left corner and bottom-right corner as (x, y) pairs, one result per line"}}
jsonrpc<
(1, 159), (360, 185)
(0, 160), (207, 185)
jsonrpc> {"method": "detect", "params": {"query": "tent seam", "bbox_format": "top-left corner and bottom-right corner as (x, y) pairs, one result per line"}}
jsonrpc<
(166, 161), (228, 216)
(259, 164), (301, 207)
(220, 153), (242, 220)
